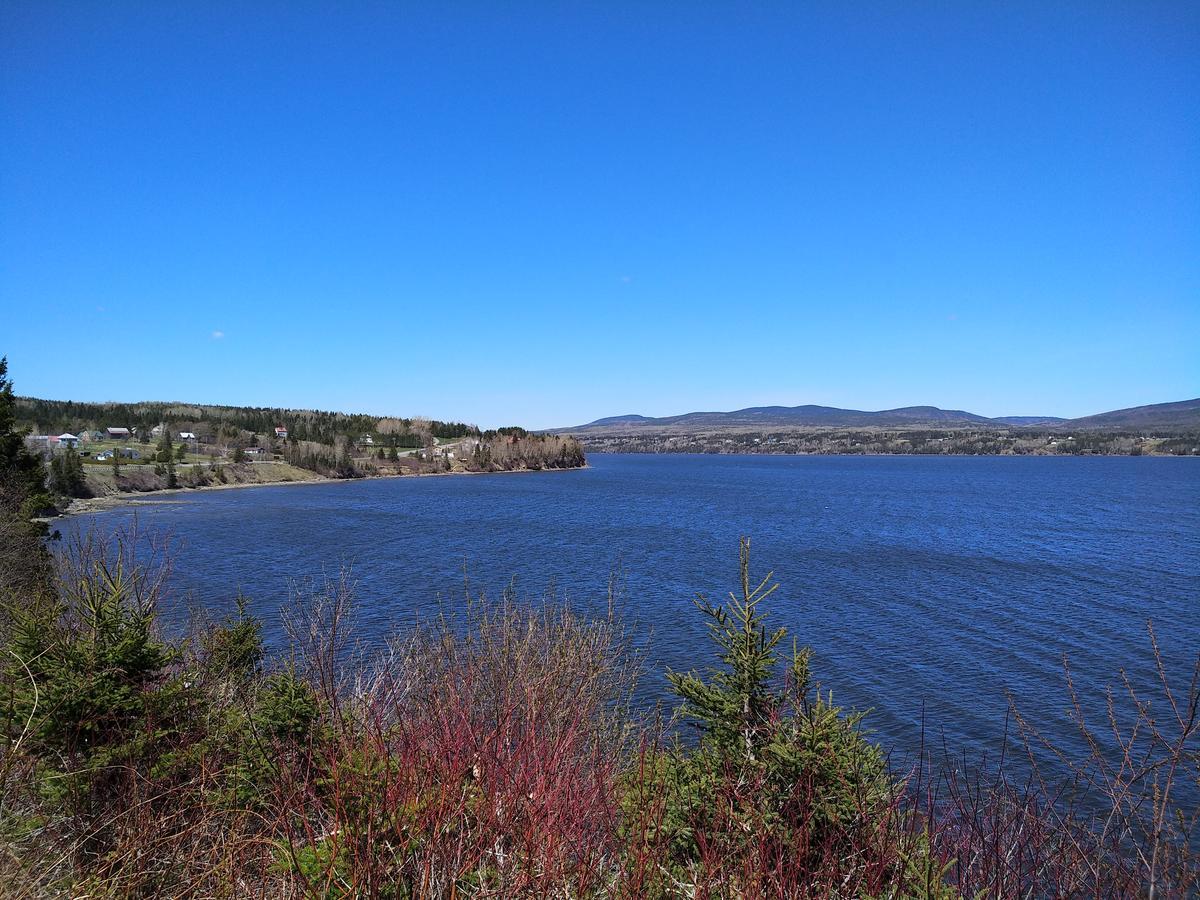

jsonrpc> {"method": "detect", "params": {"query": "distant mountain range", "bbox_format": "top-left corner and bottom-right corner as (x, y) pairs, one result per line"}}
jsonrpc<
(565, 398), (1200, 432)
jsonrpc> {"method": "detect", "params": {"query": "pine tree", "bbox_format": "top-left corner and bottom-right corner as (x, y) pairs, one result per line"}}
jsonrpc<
(157, 429), (175, 485)
(48, 448), (86, 497)
(653, 538), (891, 869)
(6, 546), (172, 759)
(0, 356), (48, 500)
(0, 358), (54, 593)
(69, 448), (85, 493)
(335, 443), (355, 478)
(668, 536), (786, 761)
(157, 429), (174, 463)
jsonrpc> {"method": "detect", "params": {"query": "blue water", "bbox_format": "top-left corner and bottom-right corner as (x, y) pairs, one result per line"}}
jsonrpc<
(68, 454), (1199, 770)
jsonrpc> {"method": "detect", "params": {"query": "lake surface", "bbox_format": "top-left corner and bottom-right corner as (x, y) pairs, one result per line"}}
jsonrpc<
(69, 454), (1200, 771)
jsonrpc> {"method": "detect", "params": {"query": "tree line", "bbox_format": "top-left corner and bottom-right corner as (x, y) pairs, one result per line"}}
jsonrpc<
(13, 396), (477, 447)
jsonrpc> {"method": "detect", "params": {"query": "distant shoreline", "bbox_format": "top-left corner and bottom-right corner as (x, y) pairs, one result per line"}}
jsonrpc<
(577, 448), (1196, 458)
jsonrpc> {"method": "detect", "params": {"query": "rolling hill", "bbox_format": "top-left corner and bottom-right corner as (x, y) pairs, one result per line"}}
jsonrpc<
(1061, 398), (1200, 430)
(563, 399), (1199, 433)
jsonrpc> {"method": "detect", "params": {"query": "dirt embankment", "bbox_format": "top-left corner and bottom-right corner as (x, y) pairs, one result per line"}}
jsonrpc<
(66, 461), (326, 513)
(62, 458), (587, 516)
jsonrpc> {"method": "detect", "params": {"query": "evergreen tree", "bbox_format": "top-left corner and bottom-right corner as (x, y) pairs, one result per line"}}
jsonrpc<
(49, 448), (87, 498)
(155, 430), (178, 487)
(6, 547), (173, 760)
(335, 443), (355, 478)
(0, 356), (48, 501)
(668, 537), (785, 760)
(0, 358), (54, 594)
(157, 429), (174, 463)
(651, 538), (890, 872)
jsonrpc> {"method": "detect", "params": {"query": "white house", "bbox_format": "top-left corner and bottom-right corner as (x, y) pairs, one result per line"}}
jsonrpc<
(52, 433), (80, 449)
(179, 432), (197, 441)
(274, 426), (288, 440)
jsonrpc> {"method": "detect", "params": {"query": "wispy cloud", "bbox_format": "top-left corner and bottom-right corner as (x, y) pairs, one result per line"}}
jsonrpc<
(211, 330), (225, 340)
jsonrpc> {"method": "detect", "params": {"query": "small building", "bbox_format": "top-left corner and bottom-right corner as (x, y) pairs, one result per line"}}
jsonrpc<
(360, 434), (374, 446)
(52, 433), (80, 449)
(150, 424), (164, 438)
(244, 447), (267, 458)
(106, 427), (131, 439)
(80, 430), (105, 442)
(274, 426), (288, 440)
(179, 432), (197, 441)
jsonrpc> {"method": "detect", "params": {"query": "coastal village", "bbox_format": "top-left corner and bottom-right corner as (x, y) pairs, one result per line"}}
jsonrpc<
(15, 398), (586, 510)
(26, 415), (454, 468)
(28, 422), (298, 464)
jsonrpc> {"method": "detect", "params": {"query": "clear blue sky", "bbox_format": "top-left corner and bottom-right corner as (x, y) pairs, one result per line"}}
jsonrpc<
(2, 3), (1196, 428)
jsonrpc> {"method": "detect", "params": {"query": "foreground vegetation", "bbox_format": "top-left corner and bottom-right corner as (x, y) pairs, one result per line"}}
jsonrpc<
(0, 522), (1195, 896)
